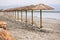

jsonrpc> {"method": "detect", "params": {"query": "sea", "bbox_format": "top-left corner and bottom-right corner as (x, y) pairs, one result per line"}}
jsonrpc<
(17, 10), (60, 19)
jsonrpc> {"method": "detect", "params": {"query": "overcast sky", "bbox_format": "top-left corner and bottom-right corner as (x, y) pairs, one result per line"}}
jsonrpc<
(0, 0), (60, 10)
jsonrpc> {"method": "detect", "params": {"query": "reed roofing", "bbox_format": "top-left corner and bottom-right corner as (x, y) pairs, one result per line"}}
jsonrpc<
(3, 4), (54, 11)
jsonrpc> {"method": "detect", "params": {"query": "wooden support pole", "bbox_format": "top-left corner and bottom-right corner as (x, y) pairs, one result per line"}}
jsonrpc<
(13, 11), (14, 16)
(12, 11), (14, 18)
(16, 11), (17, 20)
(14, 11), (15, 17)
(21, 10), (22, 22)
(6, 12), (8, 17)
(17, 11), (19, 21)
(7, 11), (9, 16)
(18, 11), (19, 21)
(6, 12), (8, 15)
(31, 10), (33, 25)
(13, 11), (14, 17)
(8, 12), (9, 16)
(3, 11), (5, 15)
(25, 10), (27, 24)
(40, 10), (42, 28)
(5, 12), (7, 16)
(6, 12), (8, 16)
(15, 11), (16, 20)
(16, 11), (17, 21)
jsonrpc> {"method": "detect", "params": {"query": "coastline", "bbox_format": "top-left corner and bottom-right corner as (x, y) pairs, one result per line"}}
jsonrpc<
(1, 13), (60, 40)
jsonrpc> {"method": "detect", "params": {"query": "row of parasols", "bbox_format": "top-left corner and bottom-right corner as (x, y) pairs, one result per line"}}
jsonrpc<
(1, 4), (54, 29)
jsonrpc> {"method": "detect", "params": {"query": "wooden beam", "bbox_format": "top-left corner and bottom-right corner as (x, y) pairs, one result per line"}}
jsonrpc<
(18, 11), (19, 21)
(31, 10), (33, 25)
(3, 12), (5, 16)
(6, 12), (8, 16)
(40, 10), (42, 28)
(15, 11), (16, 20)
(21, 10), (22, 22)
(17, 11), (19, 21)
(13, 11), (15, 17)
(13, 11), (14, 16)
(13, 11), (14, 18)
(25, 10), (27, 24)
(14, 11), (15, 17)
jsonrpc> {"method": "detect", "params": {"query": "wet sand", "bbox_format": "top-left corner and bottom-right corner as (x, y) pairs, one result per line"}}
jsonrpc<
(0, 13), (60, 40)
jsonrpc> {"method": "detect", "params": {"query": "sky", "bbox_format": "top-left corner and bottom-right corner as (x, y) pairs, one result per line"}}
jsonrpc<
(0, 0), (60, 10)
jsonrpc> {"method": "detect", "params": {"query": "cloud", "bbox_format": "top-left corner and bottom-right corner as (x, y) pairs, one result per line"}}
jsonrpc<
(0, 0), (60, 6)
(0, 0), (60, 10)
(45, 0), (60, 5)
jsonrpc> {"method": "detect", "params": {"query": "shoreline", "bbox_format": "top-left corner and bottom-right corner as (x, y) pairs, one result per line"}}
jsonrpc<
(1, 13), (60, 40)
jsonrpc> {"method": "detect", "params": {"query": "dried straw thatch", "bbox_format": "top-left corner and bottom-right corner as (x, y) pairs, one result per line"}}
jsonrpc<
(30, 4), (54, 10)
(21, 4), (54, 10)
(3, 4), (54, 11)
(3, 5), (35, 11)
(16, 4), (54, 10)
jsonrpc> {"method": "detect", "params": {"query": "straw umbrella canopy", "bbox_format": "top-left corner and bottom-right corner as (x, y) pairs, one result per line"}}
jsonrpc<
(3, 8), (20, 20)
(16, 5), (35, 23)
(19, 4), (54, 28)
(31, 4), (54, 28)
(3, 8), (17, 12)
(22, 5), (35, 23)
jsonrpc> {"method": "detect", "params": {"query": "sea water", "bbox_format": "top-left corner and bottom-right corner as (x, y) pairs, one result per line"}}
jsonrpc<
(18, 11), (60, 19)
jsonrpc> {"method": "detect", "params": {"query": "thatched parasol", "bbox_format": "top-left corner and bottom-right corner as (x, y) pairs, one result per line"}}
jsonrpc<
(21, 5), (35, 23)
(15, 5), (35, 23)
(20, 4), (54, 28)
(32, 4), (54, 28)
